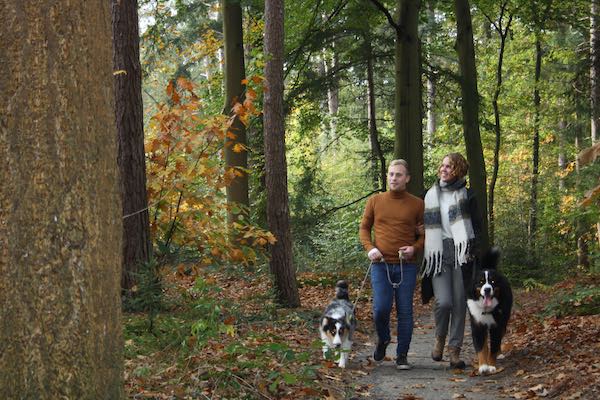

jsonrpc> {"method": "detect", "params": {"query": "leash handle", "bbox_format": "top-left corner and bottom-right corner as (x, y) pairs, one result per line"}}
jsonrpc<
(352, 261), (372, 312)
(381, 256), (403, 289)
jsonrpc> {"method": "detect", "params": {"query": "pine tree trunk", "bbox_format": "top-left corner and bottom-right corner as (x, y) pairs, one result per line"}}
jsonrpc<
(454, 0), (490, 253)
(574, 130), (591, 269)
(394, 0), (424, 196)
(488, 8), (512, 247)
(426, 0), (437, 137)
(327, 49), (339, 137)
(222, 0), (249, 225)
(0, 2), (123, 397)
(558, 118), (567, 190)
(112, 0), (153, 293)
(528, 35), (542, 257)
(591, 0), (600, 145)
(365, 34), (386, 191)
(264, 0), (300, 308)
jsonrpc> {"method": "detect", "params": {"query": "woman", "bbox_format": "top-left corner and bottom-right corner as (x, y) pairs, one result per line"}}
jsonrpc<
(422, 153), (481, 369)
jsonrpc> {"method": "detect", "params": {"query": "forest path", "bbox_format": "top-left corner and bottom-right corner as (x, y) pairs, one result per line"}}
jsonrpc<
(352, 304), (515, 399)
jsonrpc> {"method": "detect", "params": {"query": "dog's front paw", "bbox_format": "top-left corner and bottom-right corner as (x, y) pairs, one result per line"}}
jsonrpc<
(478, 364), (491, 375)
(338, 360), (346, 368)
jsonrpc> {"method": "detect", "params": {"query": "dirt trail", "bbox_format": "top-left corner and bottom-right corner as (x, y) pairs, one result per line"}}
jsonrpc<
(354, 304), (516, 400)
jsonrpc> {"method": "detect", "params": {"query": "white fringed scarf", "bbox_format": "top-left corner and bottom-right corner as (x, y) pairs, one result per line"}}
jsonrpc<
(422, 178), (474, 277)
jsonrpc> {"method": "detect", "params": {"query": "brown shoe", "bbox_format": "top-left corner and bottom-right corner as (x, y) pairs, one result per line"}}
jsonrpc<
(448, 346), (466, 369)
(431, 336), (446, 361)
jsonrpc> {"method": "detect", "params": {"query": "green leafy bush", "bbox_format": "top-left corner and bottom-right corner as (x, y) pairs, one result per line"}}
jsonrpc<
(544, 284), (600, 317)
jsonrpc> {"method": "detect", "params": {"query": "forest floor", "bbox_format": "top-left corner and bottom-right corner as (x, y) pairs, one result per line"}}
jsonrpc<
(124, 266), (599, 399)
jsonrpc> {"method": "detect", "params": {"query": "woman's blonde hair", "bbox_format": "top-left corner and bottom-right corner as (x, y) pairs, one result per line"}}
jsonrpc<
(441, 153), (469, 179)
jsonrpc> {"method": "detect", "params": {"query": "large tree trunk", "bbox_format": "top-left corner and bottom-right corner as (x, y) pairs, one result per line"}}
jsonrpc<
(394, 0), (424, 196)
(0, 2), (123, 398)
(591, 0), (600, 145)
(222, 0), (249, 225)
(528, 35), (542, 257)
(487, 6), (512, 247)
(365, 33), (386, 191)
(454, 0), (490, 254)
(264, 0), (300, 308)
(112, 0), (153, 293)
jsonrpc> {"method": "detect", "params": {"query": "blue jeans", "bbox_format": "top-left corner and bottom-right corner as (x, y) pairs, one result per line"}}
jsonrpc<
(371, 262), (417, 356)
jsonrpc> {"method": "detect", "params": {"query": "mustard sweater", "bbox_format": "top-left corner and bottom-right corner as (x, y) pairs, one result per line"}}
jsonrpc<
(359, 190), (424, 263)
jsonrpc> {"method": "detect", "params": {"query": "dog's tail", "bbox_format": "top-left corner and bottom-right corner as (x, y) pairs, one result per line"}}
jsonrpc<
(481, 247), (500, 270)
(335, 280), (350, 300)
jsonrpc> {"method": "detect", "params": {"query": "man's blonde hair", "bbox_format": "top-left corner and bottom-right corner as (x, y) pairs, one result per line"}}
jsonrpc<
(389, 159), (410, 175)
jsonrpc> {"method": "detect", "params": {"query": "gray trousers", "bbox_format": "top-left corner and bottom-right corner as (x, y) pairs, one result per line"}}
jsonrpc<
(431, 239), (466, 349)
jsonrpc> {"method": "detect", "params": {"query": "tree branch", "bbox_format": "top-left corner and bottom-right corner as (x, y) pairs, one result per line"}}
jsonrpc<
(320, 189), (382, 218)
(367, 0), (401, 33)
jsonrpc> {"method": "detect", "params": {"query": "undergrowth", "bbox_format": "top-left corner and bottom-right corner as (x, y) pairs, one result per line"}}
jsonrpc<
(123, 267), (337, 399)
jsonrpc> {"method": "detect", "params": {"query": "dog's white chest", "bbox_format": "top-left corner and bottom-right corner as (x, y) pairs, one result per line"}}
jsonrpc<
(467, 299), (498, 326)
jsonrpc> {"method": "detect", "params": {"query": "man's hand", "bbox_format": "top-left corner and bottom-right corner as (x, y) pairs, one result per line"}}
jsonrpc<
(368, 248), (383, 261)
(399, 246), (415, 259)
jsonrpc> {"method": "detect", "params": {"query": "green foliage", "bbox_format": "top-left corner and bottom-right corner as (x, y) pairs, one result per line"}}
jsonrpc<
(123, 258), (163, 315)
(123, 275), (233, 358)
(188, 276), (236, 347)
(543, 283), (600, 317)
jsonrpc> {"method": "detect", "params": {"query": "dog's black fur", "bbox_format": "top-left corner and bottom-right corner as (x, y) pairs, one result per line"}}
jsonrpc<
(466, 248), (512, 375)
(319, 280), (357, 368)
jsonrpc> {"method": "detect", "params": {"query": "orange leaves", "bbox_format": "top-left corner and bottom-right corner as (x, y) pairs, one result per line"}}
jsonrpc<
(145, 76), (272, 268)
(176, 76), (194, 92)
(225, 75), (263, 127)
(232, 143), (247, 153)
(166, 77), (197, 105)
(225, 130), (237, 140)
(166, 80), (180, 104)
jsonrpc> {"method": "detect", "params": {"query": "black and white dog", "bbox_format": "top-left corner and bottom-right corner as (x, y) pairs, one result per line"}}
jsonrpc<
(319, 280), (357, 368)
(466, 248), (513, 375)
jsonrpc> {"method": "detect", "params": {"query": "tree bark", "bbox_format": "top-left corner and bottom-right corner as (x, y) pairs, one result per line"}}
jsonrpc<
(426, 0), (437, 137)
(528, 35), (542, 256)
(264, 0), (300, 308)
(454, 0), (490, 254)
(591, 0), (600, 145)
(487, 5), (512, 247)
(365, 33), (386, 191)
(558, 118), (567, 190)
(222, 0), (249, 225)
(0, 2), (123, 397)
(327, 48), (340, 138)
(394, 0), (424, 196)
(112, 0), (153, 293)
(574, 129), (591, 269)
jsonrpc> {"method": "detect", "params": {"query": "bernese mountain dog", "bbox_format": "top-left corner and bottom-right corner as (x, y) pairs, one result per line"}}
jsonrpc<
(466, 248), (513, 375)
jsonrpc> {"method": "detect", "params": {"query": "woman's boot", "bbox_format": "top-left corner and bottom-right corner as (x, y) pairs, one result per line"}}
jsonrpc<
(431, 336), (446, 361)
(448, 346), (466, 369)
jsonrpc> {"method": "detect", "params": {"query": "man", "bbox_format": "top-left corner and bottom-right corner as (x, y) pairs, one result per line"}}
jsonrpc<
(359, 159), (424, 370)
